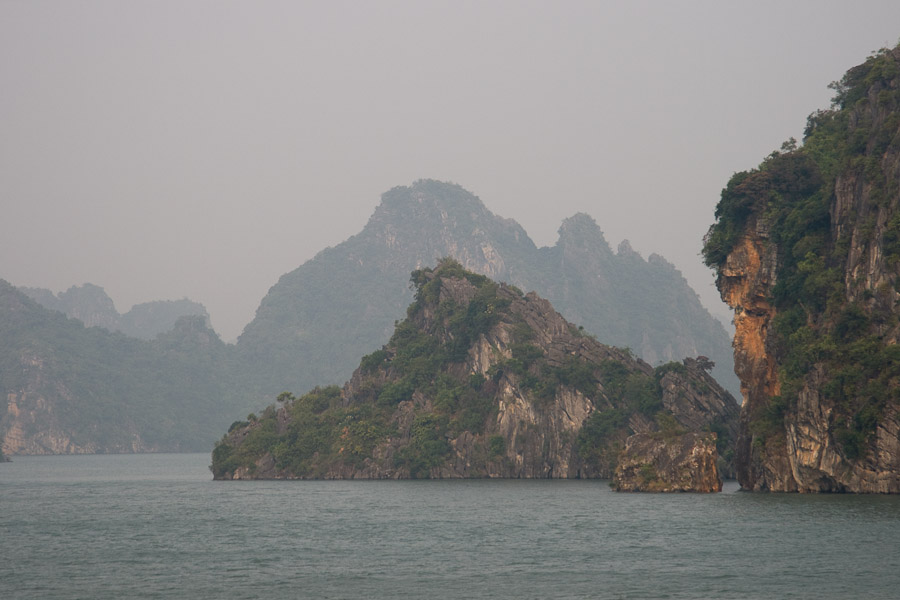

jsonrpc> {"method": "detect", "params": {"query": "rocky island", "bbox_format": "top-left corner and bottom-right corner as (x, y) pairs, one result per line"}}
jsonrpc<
(703, 45), (900, 492)
(213, 260), (738, 487)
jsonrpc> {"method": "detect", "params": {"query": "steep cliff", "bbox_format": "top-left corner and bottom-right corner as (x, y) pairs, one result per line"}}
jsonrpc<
(704, 46), (900, 492)
(613, 432), (722, 493)
(236, 179), (737, 402)
(213, 260), (738, 480)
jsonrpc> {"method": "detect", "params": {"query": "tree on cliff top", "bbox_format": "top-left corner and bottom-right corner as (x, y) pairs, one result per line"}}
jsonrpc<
(703, 44), (900, 486)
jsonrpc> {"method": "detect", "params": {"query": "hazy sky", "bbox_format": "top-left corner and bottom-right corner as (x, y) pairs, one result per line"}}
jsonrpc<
(3, 1), (900, 341)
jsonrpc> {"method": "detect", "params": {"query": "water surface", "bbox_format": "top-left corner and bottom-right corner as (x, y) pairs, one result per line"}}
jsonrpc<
(2, 454), (898, 599)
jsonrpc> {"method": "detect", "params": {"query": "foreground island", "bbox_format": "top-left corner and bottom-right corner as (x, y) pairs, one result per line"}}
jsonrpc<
(213, 260), (738, 489)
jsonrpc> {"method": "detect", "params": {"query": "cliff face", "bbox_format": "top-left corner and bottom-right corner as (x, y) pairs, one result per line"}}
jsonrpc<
(705, 46), (900, 492)
(717, 220), (795, 489)
(4, 389), (153, 455)
(213, 260), (738, 480)
(613, 432), (722, 493)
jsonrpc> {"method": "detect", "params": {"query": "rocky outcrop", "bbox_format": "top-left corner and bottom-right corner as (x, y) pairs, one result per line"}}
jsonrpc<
(613, 432), (722, 493)
(213, 260), (739, 480)
(716, 219), (795, 490)
(705, 46), (900, 492)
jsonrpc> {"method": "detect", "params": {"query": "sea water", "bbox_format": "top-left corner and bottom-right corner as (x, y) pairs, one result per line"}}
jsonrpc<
(1, 453), (898, 599)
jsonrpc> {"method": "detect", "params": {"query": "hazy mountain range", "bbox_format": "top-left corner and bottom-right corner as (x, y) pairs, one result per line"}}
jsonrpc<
(20, 284), (210, 340)
(1, 180), (737, 454)
(237, 180), (738, 399)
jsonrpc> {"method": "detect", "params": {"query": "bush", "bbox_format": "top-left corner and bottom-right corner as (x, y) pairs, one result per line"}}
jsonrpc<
(488, 434), (505, 457)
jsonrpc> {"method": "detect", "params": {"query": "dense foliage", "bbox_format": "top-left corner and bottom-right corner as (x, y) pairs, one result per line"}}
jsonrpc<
(702, 45), (900, 459)
(214, 260), (736, 479)
(214, 260), (518, 478)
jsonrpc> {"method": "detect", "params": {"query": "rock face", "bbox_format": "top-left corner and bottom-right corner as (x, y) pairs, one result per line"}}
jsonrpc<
(235, 179), (737, 401)
(704, 46), (900, 492)
(212, 260), (738, 480)
(613, 432), (722, 493)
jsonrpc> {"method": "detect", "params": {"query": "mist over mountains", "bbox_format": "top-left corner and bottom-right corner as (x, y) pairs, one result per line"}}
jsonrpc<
(0, 281), (239, 453)
(237, 180), (738, 399)
(1, 179), (737, 455)
(19, 284), (211, 340)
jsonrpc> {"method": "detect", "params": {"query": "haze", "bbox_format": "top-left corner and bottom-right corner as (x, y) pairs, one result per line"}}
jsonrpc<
(3, 1), (899, 341)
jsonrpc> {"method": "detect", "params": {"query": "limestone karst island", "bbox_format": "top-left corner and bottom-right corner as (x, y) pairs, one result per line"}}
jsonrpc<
(703, 45), (900, 493)
(4, 44), (900, 494)
(215, 45), (900, 493)
(212, 259), (738, 491)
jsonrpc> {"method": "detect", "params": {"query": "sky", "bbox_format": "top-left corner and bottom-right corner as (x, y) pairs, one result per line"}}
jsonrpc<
(3, 1), (900, 342)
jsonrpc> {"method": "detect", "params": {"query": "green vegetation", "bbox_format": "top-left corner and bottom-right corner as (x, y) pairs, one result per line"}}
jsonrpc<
(394, 413), (451, 478)
(213, 259), (515, 478)
(213, 259), (738, 479)
(575, 360), (731, 473)
(638, 463), (659, 486)
(576, 408), (628, 473)
(702, 45), (900, 459)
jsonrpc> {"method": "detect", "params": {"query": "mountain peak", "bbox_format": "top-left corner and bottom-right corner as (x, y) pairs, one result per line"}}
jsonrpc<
(557, 213), (611, 252)
(375, 179), (489, 219)
(617, 239), (642, 259)
(238, 180), (737, 400)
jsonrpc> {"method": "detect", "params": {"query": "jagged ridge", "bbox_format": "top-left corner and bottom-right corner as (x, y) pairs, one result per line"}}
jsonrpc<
(236, 179), (738, 401)
(19, 284), (211, 340)
(213, 260), (738, 480)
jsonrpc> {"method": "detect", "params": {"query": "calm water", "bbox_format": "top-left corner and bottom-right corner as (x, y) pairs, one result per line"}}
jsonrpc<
(1, 454), (899, 599)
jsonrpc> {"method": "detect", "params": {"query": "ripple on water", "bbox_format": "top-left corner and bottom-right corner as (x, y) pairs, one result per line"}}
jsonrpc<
(1, 455), (899, 599)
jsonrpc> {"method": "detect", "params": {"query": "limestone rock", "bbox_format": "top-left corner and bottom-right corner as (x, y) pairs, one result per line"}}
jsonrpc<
(613, 432), (722, 493)
(704, 46), (900, 492)
(213, 261), (739, 480)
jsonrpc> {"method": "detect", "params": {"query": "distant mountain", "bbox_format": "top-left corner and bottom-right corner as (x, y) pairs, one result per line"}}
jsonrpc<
(0, 280), (242, 454)
(2, 181), (737, 456)
(19, 284), (210, 340)
(237, 180), (738, 399)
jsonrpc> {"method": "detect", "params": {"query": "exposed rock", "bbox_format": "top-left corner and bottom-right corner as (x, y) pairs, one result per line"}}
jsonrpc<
(613, 432), (722, 492)
(213, 260), (739, 480)
(704, 46), (900, 492)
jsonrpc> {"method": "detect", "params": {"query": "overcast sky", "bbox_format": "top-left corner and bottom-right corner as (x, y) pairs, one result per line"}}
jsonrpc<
(3, 1), (900, 341)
